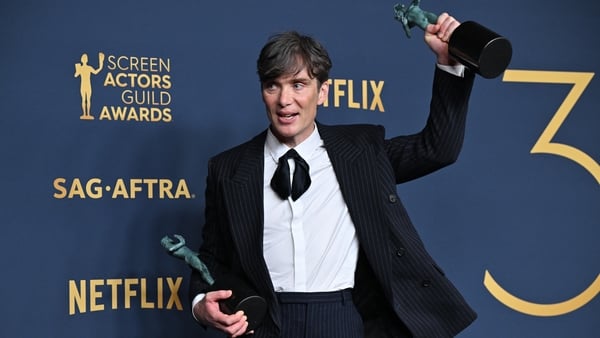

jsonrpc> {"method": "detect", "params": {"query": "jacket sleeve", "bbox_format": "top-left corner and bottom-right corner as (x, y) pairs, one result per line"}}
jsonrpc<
(385, 67), (475, 184)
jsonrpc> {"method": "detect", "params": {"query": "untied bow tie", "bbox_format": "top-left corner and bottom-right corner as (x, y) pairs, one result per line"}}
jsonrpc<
(270, 148), (311, 201)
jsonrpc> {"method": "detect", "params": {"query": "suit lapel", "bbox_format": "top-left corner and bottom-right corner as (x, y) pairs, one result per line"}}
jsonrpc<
(319, 123), (394, 295)
(220, 131), (282, 328)
(221, 132), (275, 295)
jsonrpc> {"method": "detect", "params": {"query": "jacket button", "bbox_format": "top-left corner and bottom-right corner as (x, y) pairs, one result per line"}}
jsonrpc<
(421, 280), (432, 288)
(388, 194), (397, 203)
(396, 248), (406, 257)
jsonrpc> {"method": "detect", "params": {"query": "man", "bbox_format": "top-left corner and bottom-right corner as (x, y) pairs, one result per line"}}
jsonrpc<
(190, 12), (477, 338)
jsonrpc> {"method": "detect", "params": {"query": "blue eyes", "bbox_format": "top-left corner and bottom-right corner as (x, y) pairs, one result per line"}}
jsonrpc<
(264, 83), (305, 92)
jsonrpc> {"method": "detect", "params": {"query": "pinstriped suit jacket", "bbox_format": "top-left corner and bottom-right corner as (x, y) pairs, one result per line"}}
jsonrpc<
(190, 68), (477, 337)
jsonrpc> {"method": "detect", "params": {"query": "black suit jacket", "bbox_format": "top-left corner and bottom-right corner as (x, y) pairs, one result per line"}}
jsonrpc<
(190, 68), (477, 337)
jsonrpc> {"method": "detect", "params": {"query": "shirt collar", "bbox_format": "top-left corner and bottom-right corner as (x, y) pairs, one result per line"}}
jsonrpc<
(266, 124), (323, 164)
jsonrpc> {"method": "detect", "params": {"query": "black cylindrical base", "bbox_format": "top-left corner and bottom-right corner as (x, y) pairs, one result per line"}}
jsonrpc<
(208, 275), (268, 332)
(449, 21), (512, 79)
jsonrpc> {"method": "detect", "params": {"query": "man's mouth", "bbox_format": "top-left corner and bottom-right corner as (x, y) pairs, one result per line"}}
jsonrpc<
(278, 112), (298, 120)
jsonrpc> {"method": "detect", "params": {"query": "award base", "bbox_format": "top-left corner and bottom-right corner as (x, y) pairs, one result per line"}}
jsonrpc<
(209, 274), (268, 331)
(449, 21), (512, 79)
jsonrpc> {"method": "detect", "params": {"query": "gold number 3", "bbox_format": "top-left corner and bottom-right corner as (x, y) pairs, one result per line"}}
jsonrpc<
(483, 70), (600, 316)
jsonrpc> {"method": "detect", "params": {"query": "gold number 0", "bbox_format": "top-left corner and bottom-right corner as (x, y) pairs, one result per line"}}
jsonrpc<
(483, 70), (600, 316)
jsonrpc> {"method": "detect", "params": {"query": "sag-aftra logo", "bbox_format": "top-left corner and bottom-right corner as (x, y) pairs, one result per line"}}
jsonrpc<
(53, 177), (194, 199)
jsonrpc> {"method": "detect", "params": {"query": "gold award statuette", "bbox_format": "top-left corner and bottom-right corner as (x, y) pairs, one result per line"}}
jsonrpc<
(161, 234), (267, 331)
(394, 0), (512, 79)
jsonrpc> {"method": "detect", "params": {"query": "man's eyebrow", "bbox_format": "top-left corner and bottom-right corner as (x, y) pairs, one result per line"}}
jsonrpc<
(289, 75), (311, 83)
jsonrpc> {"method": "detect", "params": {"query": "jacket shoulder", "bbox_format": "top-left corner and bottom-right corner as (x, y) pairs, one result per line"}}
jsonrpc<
(318, 122), (386, 147)
(210, 131), (265, 160)
(207, 130), (266, 176)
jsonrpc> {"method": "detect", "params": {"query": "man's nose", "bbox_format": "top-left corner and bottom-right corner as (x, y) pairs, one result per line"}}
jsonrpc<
(278, 86), (293, 106)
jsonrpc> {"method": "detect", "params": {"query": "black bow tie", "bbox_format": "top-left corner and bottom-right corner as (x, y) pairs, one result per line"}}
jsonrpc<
(270, 149), (311, 201)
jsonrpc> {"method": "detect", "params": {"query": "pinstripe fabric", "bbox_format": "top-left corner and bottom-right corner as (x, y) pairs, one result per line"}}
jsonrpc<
(190, 68), (477, 338)
(277, 290), (363, 338)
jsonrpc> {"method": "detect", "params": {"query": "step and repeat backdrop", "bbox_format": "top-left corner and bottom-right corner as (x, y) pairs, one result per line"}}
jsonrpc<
(1, 0), (598, 337)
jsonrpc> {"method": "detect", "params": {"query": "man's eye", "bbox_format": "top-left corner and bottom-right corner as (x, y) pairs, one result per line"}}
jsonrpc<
(294, 83), (304, 89)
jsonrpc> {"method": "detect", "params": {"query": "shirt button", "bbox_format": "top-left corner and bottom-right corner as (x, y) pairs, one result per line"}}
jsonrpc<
(421, 280), (432, 288)
(396, 248), (406, 257)
(388, 194), (398, 203)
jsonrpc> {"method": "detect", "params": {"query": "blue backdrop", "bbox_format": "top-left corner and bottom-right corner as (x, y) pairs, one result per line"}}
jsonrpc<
(1, 0), (598, 337)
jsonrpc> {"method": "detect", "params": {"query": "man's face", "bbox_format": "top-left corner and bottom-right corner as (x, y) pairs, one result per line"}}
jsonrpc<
(262, 67), (329, 147)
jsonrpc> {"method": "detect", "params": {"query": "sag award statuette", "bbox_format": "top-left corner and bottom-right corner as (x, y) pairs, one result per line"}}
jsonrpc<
(161, 234), (267, 331)
(394, 0), (512, 79)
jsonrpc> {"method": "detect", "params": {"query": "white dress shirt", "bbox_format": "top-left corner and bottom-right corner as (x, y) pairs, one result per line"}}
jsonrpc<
(263, 125), (359, 292)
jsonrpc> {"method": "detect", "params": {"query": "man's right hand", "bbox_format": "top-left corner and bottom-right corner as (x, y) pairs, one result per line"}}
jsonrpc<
(192, 290), (250, 337)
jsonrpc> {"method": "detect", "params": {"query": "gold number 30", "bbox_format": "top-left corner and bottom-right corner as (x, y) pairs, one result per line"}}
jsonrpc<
(483, 70), (600, 316)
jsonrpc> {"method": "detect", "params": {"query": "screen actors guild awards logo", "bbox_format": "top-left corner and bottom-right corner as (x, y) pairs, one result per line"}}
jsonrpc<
(73, 51), (173, 122)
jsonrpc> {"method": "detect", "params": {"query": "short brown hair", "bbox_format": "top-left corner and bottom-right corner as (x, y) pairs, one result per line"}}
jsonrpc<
(257, 31), (332, 86)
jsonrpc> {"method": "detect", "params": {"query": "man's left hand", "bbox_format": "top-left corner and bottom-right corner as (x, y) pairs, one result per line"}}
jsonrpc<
(425, 12), (460, 65)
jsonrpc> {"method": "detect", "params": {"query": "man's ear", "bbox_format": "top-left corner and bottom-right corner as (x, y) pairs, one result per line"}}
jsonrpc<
(317, 80), (329, 105)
